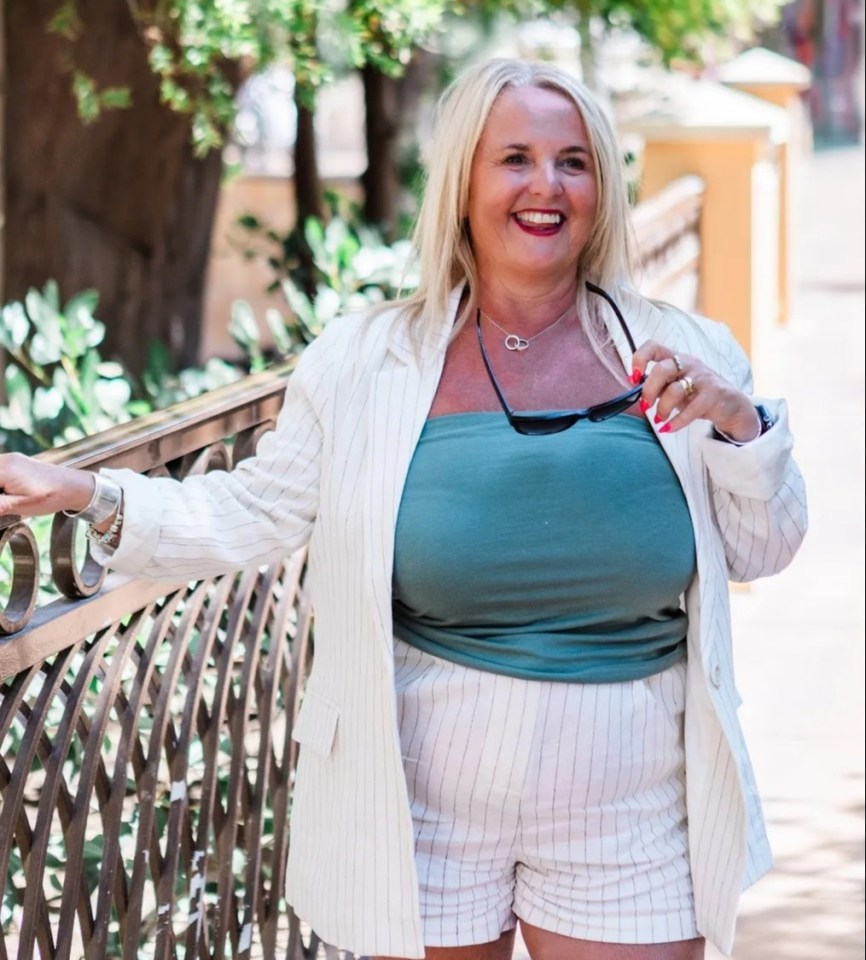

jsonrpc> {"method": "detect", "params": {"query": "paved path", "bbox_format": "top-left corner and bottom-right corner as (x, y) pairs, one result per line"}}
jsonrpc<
(514, 144), (866, 960)
(705, 144), (865, 960)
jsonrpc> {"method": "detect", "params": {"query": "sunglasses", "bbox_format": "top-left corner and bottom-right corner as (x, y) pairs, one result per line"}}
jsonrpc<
(475, 281), (645, 436)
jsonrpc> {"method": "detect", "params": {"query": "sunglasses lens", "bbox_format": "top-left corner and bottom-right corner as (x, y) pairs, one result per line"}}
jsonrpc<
(587, 384), (643, 422)
(513, 415), (581, 436)
(588, 402), (631, 422)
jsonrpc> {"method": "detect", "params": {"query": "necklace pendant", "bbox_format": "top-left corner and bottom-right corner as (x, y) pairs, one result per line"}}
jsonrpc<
(505, 334), (529, 351)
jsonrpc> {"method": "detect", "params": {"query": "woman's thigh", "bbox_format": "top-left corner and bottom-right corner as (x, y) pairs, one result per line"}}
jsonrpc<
(372, 928), (516, 960)
(520, 922), (704, 960)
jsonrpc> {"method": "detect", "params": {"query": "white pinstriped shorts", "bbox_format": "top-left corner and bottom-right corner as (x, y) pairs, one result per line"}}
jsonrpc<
(393, 638), (699, 947)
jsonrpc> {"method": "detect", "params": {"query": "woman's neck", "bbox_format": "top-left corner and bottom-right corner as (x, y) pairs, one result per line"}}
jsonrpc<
(474, 276), (580, 333)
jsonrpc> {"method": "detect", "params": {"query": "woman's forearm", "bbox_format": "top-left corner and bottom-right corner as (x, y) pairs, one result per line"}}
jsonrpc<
(0, 453), (98, 519)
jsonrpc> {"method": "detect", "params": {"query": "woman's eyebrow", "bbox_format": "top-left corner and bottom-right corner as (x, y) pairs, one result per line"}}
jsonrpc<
(498, 142), (590, 154)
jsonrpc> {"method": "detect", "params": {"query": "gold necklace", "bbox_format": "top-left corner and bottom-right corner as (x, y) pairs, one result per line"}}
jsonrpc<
(480, 304), (573, 352)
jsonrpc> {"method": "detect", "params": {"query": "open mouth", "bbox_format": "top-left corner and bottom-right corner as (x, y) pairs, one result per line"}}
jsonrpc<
(514, 211), (564, 234)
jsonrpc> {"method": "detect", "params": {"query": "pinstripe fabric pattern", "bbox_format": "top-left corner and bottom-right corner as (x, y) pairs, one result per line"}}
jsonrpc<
(395, 640), (696, 946)
(101, 286), (807, 958)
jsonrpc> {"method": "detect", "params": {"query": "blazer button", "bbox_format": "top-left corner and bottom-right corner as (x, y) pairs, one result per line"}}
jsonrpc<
(709, 662), (723, 688)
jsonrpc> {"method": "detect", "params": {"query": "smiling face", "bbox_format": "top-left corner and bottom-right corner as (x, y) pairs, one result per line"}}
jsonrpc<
(467, 84), (598, 293)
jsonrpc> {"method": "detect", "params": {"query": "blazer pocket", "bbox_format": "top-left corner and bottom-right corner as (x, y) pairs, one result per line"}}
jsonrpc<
(292, 689), (340, 757)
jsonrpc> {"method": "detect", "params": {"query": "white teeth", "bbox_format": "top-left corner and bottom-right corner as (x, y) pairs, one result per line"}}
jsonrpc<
(516, 211), (562, 225)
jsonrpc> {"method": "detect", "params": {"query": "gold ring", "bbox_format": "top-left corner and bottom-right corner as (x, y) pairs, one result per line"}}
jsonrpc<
(672, 354), (684, 374)
(678, 375), (696, 398)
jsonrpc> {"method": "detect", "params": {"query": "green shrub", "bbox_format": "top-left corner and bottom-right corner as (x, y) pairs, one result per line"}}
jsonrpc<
(231, 203), (419, 367)
(0, 216), (419, 447)
(0, 282), (245, 454)
(0, 282), (150, 453)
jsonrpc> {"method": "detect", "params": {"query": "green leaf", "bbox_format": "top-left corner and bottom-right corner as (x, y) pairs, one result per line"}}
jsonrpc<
(145, 340), (174, 377)
(93, 378), (132, 417)
(313, 286), (341, 325)
(72, 71), (101, 123)
(32, 386), (65, 422)
(303, 217), (327, 263)
(60, 425), (85, 445)
(201, 357), (244, 388)
(61, 292), (105, 353)
(66, 306), (105, 349)
(148, 44), (174, 74)
(2, 366), (34, 433)
(280, 279), (317, 330)
(65, 287), (99, 311)
(25, 293), (64, 364)
(82, 835), (105, 863)
(0, 302), (30, 350)
(78, 348), (100, 392)
(95, 361), (125, 379)
(229, 300), (261, 348)
(42, 280), (61, 314)
(51, 364), (86, 419)
(100, 86), (132, 110)
(264, 308), (294, 354)
(48, 0), (83, 40)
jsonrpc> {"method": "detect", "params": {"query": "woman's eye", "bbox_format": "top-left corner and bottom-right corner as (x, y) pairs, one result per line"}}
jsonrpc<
(560, 157), (587, 171)
(503, 154), (527, 165)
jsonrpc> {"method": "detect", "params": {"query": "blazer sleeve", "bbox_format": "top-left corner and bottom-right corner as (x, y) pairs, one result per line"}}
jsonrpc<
(95, 338), (328, 583)
(700, 325), (808, 583)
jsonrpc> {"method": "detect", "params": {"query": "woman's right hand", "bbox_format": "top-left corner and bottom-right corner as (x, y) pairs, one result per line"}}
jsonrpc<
(0, 453), (95, 520)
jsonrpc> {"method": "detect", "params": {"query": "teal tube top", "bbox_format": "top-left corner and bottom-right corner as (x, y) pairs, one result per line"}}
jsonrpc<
(392, 412), (696, 683)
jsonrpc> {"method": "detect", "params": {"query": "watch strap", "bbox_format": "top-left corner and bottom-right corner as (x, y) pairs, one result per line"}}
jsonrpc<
(713, 404), (775, 446)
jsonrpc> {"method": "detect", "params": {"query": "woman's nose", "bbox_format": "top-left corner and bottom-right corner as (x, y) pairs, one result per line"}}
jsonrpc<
(529, 160), (564, 195)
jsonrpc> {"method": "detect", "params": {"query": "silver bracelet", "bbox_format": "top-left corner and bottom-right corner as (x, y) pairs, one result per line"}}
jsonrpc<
(63, 473), (123, 525)
(86, 498), (125, 549)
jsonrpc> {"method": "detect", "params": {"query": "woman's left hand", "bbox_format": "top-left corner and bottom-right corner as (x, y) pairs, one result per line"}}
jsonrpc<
(631, 341), (761, 442)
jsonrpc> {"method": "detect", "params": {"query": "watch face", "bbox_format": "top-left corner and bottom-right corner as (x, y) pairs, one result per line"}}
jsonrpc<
(755, 405), (774, 434)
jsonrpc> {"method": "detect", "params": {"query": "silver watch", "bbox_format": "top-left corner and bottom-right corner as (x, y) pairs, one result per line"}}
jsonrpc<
(63, 473), (123, 525)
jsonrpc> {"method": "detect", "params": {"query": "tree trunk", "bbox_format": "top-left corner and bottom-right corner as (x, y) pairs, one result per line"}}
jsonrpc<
(361, 51), (441, 240)
(576, 12), (597, 90)
(3, 0), (228, 374)
(293, 85), (324, 228)
(361, 64), (399, 239)
(291, 83), (324, 299)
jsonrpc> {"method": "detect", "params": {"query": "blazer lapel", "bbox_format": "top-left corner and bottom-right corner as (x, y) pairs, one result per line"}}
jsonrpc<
(602, 286), (704, 521)
(363, 292), (459, 659)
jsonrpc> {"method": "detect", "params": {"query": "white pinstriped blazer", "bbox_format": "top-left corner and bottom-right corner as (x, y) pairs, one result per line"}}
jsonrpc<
(104, 286), (807, 957)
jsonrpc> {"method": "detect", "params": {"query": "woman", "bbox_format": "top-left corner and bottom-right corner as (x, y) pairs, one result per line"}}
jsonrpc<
(0, 59), (806, 959)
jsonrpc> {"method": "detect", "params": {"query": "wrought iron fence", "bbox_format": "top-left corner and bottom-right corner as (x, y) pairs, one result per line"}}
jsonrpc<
(0, 177), (704, 959)
(0, 365), (341, 958)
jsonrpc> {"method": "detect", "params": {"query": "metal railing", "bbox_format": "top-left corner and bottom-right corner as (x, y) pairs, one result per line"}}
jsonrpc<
(0, 365), (337, 958)
(0, 176), (705, 959)
(632, 174), (705, 310)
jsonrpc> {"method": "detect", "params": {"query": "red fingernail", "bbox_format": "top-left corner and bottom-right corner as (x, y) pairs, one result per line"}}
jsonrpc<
(631, 368), (642, 384)
(659, 423), (672, 433)
(639, 399), (650, 414)
(653, 413), (663, 424)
